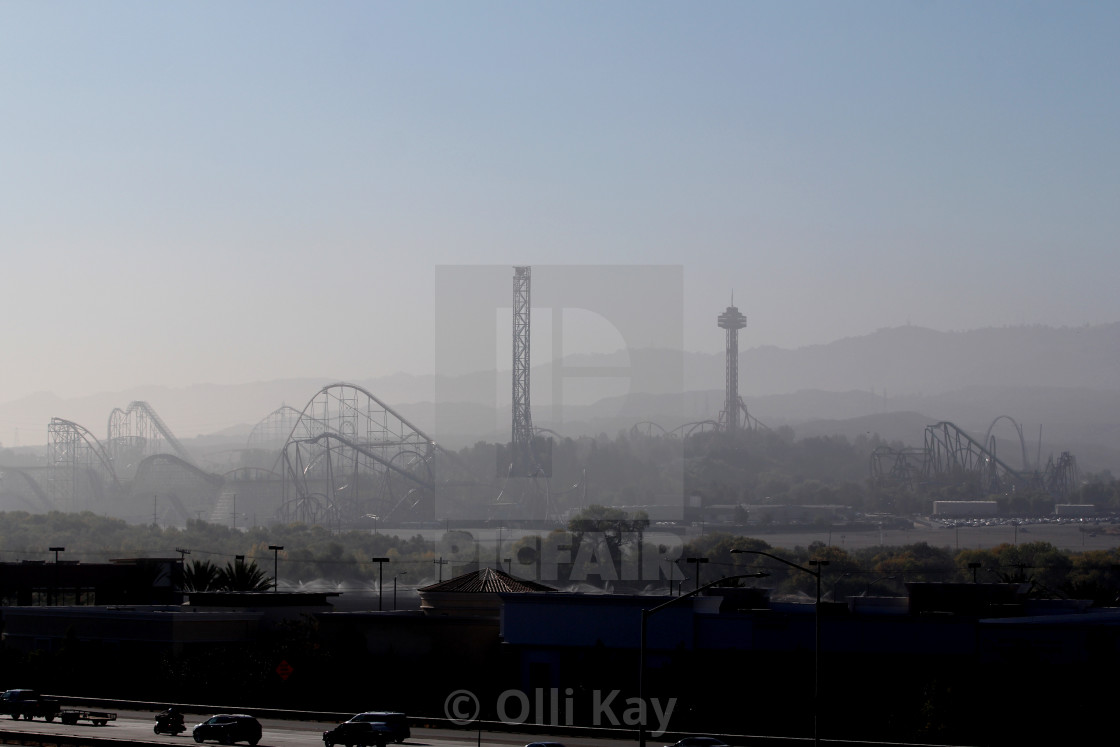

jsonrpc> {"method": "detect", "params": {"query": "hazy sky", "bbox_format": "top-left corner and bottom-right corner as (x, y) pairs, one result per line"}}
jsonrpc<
(3, 2), (1119, 405)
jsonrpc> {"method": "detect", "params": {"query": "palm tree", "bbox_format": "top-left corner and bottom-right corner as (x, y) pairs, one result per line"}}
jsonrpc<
(182, 559), (223, 592)
(217, 559), (272, 592)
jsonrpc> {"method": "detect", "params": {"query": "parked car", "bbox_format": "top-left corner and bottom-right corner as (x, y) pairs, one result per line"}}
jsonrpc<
(345, 712), (410, 743)
(666, 738), (729, 747)
(323, 720), (394, 747)
(192, 713), (262, 745)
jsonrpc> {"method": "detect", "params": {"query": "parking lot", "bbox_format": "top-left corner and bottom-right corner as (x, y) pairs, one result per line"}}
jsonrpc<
(737, 516), (1120, 553)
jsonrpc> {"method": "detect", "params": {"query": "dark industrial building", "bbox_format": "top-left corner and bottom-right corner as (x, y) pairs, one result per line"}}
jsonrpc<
(1, 561), (1116, 746)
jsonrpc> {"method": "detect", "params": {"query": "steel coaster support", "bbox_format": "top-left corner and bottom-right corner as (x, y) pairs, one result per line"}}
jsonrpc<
(48, 417), (122, 510)
(279, 382), (451, 526)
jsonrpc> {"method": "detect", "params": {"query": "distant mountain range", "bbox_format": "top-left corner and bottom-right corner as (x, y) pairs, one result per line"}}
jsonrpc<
(4, 323), (1119, 474)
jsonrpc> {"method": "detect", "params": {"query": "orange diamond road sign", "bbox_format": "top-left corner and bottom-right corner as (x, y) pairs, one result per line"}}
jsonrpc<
(276, 660), (293, 680)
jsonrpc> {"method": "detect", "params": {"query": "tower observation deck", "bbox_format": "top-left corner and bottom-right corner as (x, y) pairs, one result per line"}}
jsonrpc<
(717, 302), (748, 431)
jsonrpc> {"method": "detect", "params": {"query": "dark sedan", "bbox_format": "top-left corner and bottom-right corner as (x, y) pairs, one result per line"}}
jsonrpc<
(192, 714), (262, 745)
(323, 720), (394, 747)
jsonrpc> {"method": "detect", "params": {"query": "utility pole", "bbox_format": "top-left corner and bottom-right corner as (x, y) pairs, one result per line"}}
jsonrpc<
(176, 547), (191, 594)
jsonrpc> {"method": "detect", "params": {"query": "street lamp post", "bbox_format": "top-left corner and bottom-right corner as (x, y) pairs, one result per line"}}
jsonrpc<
(732, 548), (829, 747)
(268, 546), (284, 591)
(372, 557), (390, 611)
(685, 556), (708, 592)
(638, 572), (768, 747)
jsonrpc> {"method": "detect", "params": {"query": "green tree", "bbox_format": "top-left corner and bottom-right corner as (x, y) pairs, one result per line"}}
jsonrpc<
(1063, 549), (1120, 604)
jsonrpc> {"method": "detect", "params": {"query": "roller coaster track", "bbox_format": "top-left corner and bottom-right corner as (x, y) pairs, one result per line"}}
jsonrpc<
(871, 419), (1080, 500)
(48, 417), (123, 509)
(0, 467), (55, 512)
(108, 401), (197, 475)
(983, 415), (1032, 473)
(132, 454), (217, 524)
(135, 453), (224, 488)
(924, 420), (1031, 494)
(48, 405), (217, 515)
(247, 406), (304, 451)
(676, 420), (721, 437)
(279, 382), (475, 526)
(223, 466), (283, 482)
(717, 396), (770, 433)
(631, 413), (770, 440)
(869, 445), (928, 487)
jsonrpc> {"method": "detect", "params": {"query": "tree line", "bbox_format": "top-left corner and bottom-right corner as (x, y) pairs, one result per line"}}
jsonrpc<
(2, 510), (1119, 605)
(452, 427), (1120, 518)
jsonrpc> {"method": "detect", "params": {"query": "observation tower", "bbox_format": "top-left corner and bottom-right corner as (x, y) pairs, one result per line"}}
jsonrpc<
(717, 300), (747, 430)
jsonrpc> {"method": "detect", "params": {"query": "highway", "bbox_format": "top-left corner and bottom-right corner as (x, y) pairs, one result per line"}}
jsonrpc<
(0, 707), (979, 747)
(0, 709), (646, 747)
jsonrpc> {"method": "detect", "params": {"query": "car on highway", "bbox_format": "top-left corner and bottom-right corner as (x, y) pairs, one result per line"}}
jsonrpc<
(0, 689), (61, 721)
(323, 720), (394, 747)
(665, 738), (729, 747)
(192, 713), (262, 745)
(345, 711), (410, 743)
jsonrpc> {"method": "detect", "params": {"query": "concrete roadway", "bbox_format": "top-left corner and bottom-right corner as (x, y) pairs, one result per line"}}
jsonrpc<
(0, 707), (976, 747)
(0, 709), (647, 747)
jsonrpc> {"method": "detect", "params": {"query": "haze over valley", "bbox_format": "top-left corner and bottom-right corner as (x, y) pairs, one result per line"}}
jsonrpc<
(3, 322), (1118, 476)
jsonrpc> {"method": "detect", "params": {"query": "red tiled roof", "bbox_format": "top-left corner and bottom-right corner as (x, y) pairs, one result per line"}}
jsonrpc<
(418, 567), (555, 594)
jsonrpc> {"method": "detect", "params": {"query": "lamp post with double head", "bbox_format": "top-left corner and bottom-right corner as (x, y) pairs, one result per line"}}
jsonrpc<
(731, 548), (829, 747)
(638, 571), (768, 747)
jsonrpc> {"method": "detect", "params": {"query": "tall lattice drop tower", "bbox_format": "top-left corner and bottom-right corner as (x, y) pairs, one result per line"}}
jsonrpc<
(511, 266), (534, 470)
